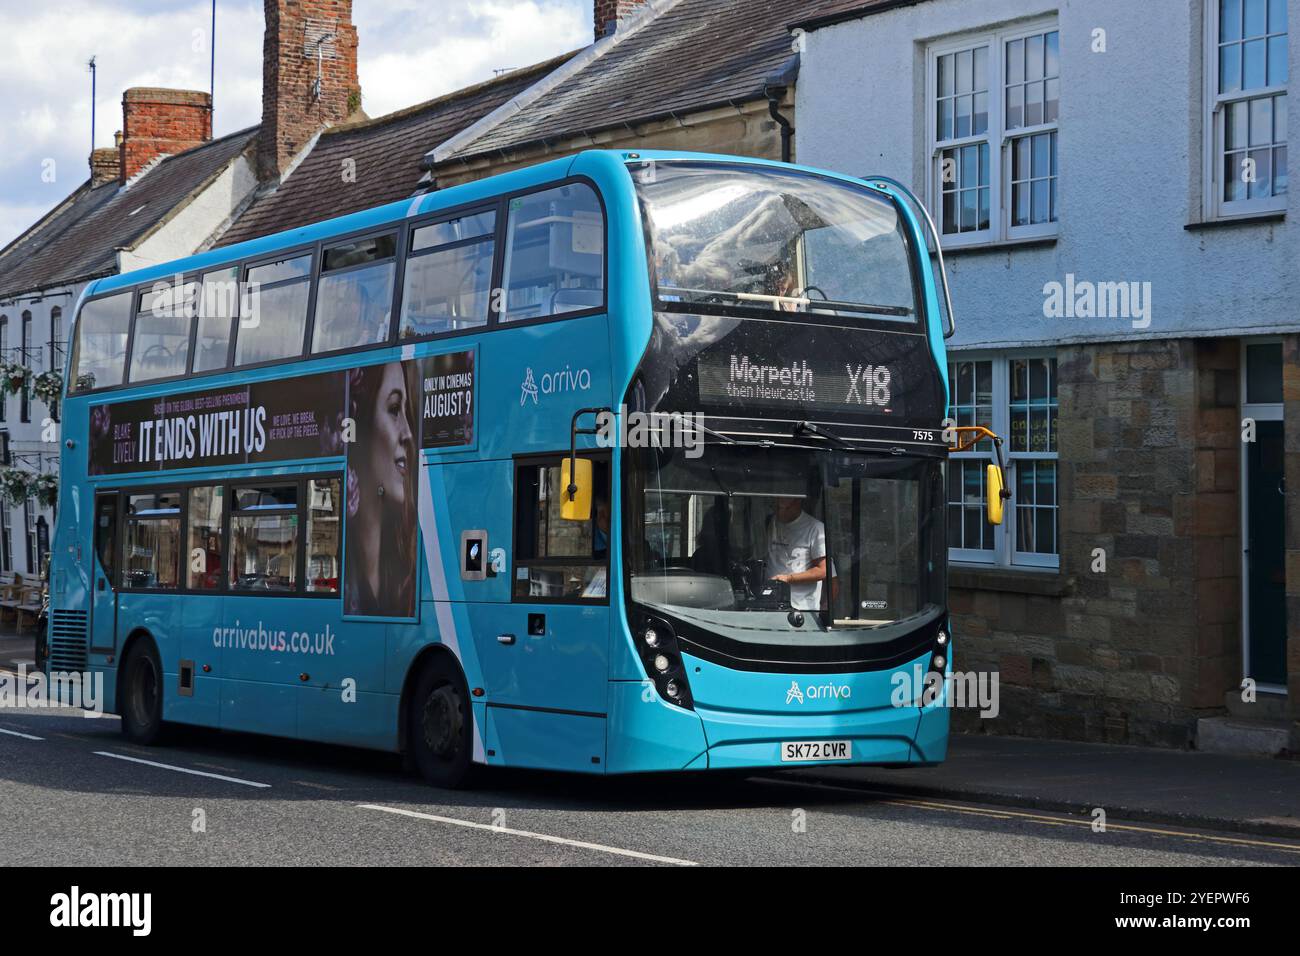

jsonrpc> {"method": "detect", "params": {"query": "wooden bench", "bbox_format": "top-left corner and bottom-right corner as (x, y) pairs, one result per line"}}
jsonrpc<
(14, 585), (44, 634)
(0, 573), (24, 624)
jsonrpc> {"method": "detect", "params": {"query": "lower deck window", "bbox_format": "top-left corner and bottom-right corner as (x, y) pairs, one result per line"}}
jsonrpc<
(187, 485), (224, 590)
(513, 457), (610, 602)
(124, 492), (181, 589)
(230, 485), (298, 592)
(306, 478), (341, 594)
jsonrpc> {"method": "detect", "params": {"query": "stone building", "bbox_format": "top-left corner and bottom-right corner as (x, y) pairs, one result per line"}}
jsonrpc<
(793, 0), (1297, 752)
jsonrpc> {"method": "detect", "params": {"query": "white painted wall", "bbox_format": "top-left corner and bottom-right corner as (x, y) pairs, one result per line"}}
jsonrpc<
(118, 154), (258, 272)
(0, 284), (81, 575)
(795, 0), (1298, 349)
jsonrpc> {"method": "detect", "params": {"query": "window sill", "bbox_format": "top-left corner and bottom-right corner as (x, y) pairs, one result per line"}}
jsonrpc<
(949, 563), (1067, 597)
(940, 236), (1058, 258)
(1184, 212), (1285, 231)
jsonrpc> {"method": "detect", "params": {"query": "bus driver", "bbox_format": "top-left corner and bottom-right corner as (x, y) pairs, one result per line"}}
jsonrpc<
(765, 496), (829, 612)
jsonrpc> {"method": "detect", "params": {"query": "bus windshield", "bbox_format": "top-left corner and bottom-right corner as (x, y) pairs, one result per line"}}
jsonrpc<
(626, 445), (945, 645)
(634, 161), (917, 321)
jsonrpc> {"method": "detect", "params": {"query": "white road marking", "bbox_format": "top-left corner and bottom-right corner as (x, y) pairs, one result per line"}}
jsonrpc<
(94, 751), (271, 788)
(0, 727), (43, 740)
(357, 803), (698, 866)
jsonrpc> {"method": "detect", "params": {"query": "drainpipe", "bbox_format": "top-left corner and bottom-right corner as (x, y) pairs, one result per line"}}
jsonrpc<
(764, 83), (794, 164)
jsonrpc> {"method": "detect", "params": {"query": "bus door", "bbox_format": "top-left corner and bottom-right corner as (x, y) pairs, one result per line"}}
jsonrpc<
(89, 491), (119, 654)
(469, 455), (611, 769)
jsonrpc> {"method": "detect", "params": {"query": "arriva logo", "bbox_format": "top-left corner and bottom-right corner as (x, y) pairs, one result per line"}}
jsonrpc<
(520, 368), (539, 406)
(785, 681), (851, 704)
(521, 365), (592, 407)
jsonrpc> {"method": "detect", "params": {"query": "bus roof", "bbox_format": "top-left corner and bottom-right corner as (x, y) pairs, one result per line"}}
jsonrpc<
(87, 149), (894, 300)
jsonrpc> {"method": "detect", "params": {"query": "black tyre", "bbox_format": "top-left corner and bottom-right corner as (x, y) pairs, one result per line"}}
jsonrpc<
(409, 655), (478, 789)
(120, 639), (166, 745)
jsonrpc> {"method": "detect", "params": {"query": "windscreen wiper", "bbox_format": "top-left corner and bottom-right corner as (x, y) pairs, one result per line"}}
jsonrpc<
(804, 298), (913, 318)
(687, 418), (774, 449)
(793, 421), (855, 450)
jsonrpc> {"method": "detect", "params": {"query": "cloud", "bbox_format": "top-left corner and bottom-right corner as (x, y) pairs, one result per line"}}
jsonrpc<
(0, 0), (590, 250)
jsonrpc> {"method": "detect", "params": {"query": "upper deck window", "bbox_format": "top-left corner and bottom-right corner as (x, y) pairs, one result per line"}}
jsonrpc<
(70, 292), (133, 392)
(311, 234), (397, 354)
(500, 184), (605, 323)
(193, 267), (240, 372)
(235, 253), (312, 366)
(634, 162), (916, 322)
(399, 210), (497, 339)
(130, 281), (197, 382)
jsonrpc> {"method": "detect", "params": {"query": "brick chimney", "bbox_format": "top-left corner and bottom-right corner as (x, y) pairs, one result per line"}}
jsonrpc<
(119, 89), (213, 181)
(259, 0), (361, 182)
(89, 143), (121, 187)
(594, 0), (648, 38)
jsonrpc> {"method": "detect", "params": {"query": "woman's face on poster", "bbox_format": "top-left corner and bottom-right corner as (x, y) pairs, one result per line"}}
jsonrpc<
(369, 362), (413, 508)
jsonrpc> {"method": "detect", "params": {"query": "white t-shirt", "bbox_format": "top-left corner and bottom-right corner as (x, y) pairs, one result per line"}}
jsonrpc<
(766, 510), (827, 611)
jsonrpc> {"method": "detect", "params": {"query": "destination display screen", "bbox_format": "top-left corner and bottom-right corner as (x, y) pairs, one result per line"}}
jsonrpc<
(640, 312), (945, 449)
(698, 351), (896, 415)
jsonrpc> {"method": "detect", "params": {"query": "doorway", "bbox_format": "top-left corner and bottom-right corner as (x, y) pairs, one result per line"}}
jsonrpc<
(1241, 341), (1288, 691)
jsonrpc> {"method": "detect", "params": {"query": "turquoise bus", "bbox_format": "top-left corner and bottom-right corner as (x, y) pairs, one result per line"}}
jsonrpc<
(49, 150), (1005, 787)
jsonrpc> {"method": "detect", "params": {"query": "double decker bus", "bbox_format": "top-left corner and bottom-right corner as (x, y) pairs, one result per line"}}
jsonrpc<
(50, 150), (1005, 786)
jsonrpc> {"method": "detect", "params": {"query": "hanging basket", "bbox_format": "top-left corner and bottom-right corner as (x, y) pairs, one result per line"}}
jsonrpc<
(31, 474), (58, 509)
(0, 361), (31, 396)
(0, 467), (30, 507)
(32, 370), (62, 405)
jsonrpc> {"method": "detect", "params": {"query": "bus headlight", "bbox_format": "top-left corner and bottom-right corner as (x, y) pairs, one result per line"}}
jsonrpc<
(635, 615), (694, 710)
(936, 630), (948, 646)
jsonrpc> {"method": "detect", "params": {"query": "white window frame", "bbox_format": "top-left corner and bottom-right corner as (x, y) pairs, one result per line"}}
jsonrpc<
(1203, 0), (1289, 219)
(926, 17), (1061, 249)
(947, 351), (1060, 570)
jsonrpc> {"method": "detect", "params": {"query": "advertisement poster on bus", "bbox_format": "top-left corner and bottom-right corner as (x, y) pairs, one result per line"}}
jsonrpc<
(87, 371), (347, 476)
(343, 361), (421, 618)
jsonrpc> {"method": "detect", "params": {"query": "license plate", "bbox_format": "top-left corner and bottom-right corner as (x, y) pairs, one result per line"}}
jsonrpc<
(780, 740), (852, 762)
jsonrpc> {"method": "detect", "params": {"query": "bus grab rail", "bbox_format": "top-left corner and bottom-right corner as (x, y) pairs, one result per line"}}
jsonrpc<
(860, 174), (956, 340)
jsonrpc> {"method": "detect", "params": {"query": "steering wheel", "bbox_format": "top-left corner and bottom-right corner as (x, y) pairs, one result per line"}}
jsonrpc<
(142, 344), (173, 360)
(799, 285), (829, 300)
(660, 565), (697, 574)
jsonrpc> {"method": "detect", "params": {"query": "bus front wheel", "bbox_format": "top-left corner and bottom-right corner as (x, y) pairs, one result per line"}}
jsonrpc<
(121, 639), (167, 745)
(409, 656), (477, 789)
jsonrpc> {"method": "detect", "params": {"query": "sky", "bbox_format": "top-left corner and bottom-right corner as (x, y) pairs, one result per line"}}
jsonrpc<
(0, 0), (591, 249)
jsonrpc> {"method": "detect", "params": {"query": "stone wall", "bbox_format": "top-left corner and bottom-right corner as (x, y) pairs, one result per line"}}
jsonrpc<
(952, 338), (1244, 748)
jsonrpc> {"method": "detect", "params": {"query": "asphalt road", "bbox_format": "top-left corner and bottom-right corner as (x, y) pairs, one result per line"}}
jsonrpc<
(1, 703), (1297, 868)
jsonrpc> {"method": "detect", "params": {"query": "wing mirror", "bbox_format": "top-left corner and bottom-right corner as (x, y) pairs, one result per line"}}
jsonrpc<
(950, 426), (1011, 526)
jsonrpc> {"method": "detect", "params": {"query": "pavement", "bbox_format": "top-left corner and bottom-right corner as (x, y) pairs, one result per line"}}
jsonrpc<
(797, 734), (1300, 839)
(0, 627), (38, 671)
